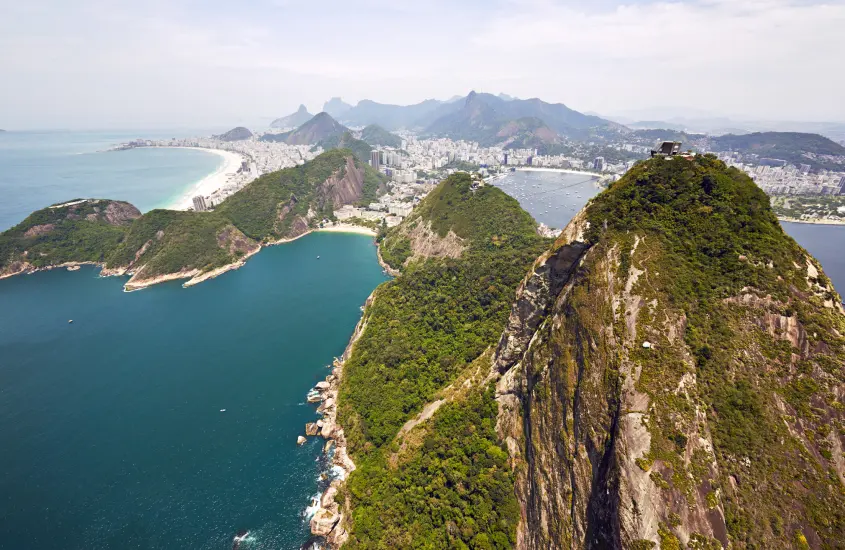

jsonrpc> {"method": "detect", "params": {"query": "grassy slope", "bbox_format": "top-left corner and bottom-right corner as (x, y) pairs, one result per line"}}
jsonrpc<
(339, 173), (549, 547)
(582, 155), (845, 546)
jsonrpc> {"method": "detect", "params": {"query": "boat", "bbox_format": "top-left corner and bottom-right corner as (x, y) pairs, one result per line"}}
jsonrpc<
(220, 409), (226, 412)
(316, 255), (320, 259)
(68, 320), (73, 324)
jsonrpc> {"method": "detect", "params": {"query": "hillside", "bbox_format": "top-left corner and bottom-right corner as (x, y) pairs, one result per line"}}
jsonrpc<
(215, 127), (253, 141)
(359, 124), (401, 148)
(315, 131), (373, 164)
(0, 150), (383, 289)
(325, 174), (550, 547)
(0, 199), (140, 278)
(261, 112), (347, 145)
(320, 156), (845, 548)
(497, 117), (562, 152)
(270, 105), (313, 129)
(493, 155), (845, 548)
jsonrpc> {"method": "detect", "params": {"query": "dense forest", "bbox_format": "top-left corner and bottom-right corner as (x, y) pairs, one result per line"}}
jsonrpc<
(338, 173), (549, 547)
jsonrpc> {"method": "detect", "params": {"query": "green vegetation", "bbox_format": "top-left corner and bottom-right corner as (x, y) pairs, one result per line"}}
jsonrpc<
(339, 173), (548, 545)
(583, 154), (845, 546)
(1, 150), (383, 282)
(359, 124), (402, 148)
(104, 209), (246, 276)
(0, 200), (137, 273)
(315, 131), (373, 164)
(346, 386), (520, 549)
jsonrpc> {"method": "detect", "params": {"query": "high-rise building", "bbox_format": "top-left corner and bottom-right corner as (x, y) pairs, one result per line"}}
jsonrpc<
(370, 150), (380, 168)
(838, 176), (845, 195)
(503, 153), (509, 165)
(192, 195), (209, 212)
(593, 157), (605, 172)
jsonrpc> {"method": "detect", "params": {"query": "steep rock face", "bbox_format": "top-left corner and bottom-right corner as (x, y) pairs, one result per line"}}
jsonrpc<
(495, 156), (845, 549)
(320, 156), (365, 208)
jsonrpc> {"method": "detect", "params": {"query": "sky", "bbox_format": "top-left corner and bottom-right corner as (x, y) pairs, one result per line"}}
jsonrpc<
(1, 0), (844, 129)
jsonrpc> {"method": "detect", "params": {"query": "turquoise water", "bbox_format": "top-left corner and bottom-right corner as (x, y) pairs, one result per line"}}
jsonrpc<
(0, 130), (224, 230)
(0, 233), (389, 549)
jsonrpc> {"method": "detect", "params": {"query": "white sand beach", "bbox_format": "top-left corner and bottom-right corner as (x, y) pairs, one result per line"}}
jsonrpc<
(167, 147), (246, 210)
(317, 224), (377, 236)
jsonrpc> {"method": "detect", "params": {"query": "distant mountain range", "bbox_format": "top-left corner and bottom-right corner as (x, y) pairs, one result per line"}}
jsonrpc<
(215, 127), (253, 142)
(270, 105), (313, 129)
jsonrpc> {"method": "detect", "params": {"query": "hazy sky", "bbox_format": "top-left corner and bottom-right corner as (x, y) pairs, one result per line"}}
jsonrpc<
(2, 0), (844, 129)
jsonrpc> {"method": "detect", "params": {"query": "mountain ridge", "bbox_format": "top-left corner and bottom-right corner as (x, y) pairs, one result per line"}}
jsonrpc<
(270, 105), (313, 129)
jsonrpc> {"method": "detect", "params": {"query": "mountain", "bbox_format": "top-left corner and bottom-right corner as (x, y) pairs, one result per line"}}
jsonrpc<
(336, 98), (448, 130)
(324, 155), (845, 548)
(270, 105), (313, 129)
(359, 124), (402, 148)
(425, 91), (619, 143)
(0, 150), (384, 289)
(260, 112), (348, 145)
(315, 131), (373, 164)
(215, 127), (253, 141)
(323, 97), (353, 119)
(496, 117), (562, 151)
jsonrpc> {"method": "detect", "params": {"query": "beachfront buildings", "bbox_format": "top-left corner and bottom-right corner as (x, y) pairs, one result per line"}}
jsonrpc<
(192, 196), (209, 212)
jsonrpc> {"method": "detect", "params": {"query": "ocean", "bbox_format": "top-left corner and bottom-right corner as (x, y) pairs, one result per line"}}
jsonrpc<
(0, 233), (389, 549)
(0, 130), (225, 231)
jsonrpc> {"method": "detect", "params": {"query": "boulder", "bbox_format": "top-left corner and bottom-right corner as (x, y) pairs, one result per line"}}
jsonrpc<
(305, 423), (319, 436)
(315, 381), (331, 391)
(297, 435), (307, 445)
(320, 419), (336, 438)
(307, 393), (322, 403)
(310, 508), (340, 537)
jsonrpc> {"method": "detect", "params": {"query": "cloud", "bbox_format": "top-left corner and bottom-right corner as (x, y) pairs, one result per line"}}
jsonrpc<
(0, 0), (842, 128)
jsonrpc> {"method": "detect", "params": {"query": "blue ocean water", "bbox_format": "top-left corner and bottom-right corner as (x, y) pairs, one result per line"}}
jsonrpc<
(0, 130), (224, 230)
(0, 233), (389, 550)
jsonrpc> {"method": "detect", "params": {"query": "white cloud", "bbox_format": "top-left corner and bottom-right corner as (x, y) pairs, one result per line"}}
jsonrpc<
(0, 0), (842, 128)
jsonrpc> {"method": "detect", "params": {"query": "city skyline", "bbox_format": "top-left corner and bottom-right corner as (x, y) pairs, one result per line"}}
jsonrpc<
(2, 0), (845, 129)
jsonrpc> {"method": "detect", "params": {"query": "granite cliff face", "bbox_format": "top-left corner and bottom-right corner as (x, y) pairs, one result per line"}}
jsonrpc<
(492, 156), (845, 548)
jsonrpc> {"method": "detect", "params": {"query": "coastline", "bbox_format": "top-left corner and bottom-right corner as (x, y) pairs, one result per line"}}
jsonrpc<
(159, 147), (247, 210)
(778, 216), (845, 226)
(316, 224), (377, 237)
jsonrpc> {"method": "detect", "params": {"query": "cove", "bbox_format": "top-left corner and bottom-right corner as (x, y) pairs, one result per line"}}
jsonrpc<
(0, 232), (389, 550)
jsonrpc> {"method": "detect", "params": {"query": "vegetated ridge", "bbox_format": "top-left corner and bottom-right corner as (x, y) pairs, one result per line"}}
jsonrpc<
(215, 127), (253, 141)
(0, 150), (386, 289)
(315, 132), (373, 164)
(270, 105), (314, 129)
(325, 156), (845, 548)
(359, 125), (402, 148)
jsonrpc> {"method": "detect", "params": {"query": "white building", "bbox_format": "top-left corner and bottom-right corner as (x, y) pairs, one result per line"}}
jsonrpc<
(192, 196), (209, 212)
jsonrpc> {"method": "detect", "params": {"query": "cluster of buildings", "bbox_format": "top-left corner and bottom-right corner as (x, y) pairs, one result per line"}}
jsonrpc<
(712, 153), (845, 195)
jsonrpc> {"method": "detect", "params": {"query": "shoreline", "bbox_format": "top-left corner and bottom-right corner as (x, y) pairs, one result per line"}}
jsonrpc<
(157, 147), (247, 210)
(316, 224), (377, 237)
(779, 216), (845, 226)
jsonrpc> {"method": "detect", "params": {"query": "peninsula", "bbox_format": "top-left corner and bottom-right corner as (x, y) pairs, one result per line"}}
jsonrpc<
(0, 149), (386, 290)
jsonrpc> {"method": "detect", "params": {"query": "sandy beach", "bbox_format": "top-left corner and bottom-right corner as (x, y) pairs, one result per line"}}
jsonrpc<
(317, 224), (377, 236)
(165, 147), (246, 210)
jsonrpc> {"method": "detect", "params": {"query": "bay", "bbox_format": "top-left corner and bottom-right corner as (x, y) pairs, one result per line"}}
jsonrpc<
(0, 130), (224, 231)
(0, 232), (389, 549)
